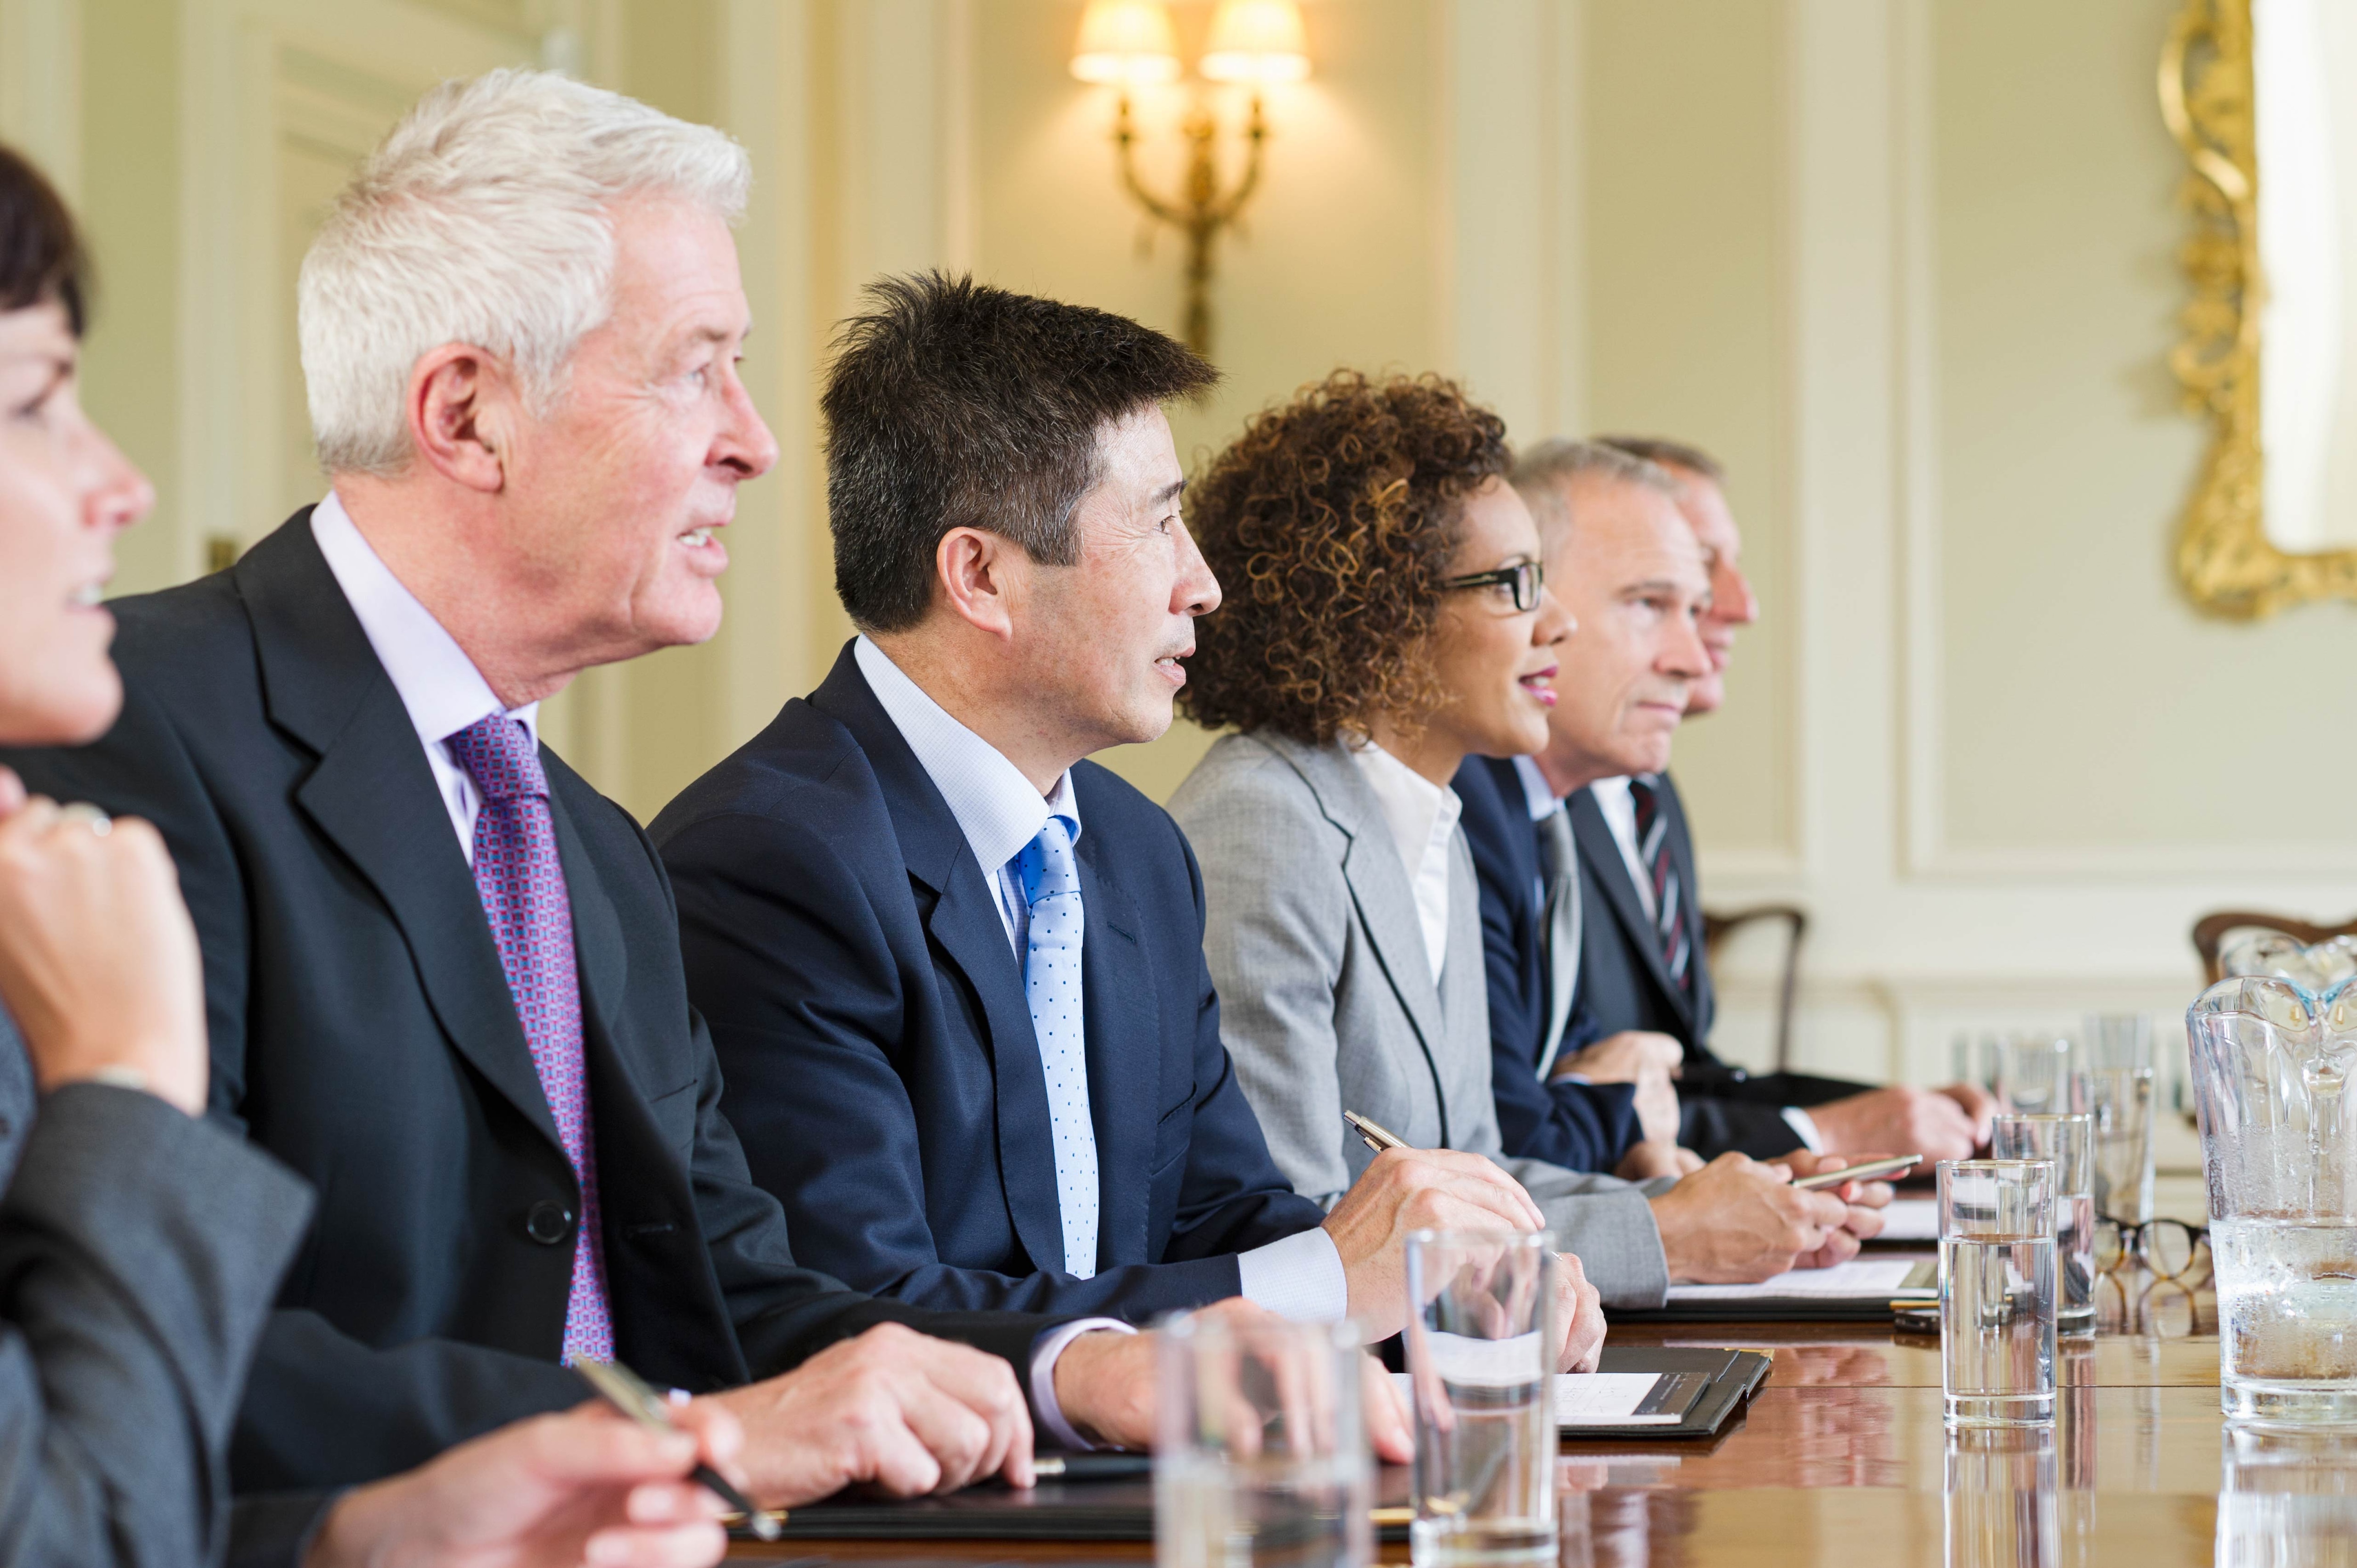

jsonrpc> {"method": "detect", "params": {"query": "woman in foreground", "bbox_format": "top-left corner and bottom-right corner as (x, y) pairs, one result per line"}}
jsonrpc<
(0, 141), (738, 1568)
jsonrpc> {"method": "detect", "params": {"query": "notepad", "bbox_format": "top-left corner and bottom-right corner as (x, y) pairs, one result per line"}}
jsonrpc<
(1665, 1255), (1936, 1303)
(1390, 1370), (1702, 1426)
(1877, 1197), (1939, 1242)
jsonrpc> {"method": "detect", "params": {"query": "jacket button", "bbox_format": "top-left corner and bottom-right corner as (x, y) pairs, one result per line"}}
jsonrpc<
(525, 1200), (574, 1245)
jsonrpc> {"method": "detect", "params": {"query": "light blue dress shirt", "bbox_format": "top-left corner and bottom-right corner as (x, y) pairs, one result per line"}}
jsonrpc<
(852, 638), (1346, 1322)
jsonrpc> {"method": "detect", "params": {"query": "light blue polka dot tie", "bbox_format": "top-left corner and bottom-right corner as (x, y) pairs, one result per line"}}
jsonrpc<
(1016, 813), (1098, 1279)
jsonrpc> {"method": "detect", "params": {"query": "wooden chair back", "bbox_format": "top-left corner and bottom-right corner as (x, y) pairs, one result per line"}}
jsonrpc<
(2191, 909), (2357, 985)
(1701, 903), (1809, 1075)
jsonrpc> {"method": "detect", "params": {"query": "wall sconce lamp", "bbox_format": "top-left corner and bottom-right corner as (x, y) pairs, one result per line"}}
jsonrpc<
(1071, 0), (1311, 357)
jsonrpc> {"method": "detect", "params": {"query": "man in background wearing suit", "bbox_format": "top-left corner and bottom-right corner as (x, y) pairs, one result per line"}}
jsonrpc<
(1484, 439), (1988, 1159)
(2, 71), (1194, 1524)
(1591, 435), (1993, 1159)
(655, 276), (1549, 1361)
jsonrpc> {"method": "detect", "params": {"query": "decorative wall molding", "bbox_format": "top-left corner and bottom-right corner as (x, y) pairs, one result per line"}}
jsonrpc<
(0, 0), (82, 198)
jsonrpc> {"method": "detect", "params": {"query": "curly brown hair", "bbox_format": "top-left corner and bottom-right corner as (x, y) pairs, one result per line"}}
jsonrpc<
(1178, 370), (1510, 745)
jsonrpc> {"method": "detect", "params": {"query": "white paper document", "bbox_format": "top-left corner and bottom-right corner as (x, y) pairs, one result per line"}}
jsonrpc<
(1877, 1198), (1939, 1242)
(1390, 1371), (1684, 1426)
(1666, 1255), (1935, 1303)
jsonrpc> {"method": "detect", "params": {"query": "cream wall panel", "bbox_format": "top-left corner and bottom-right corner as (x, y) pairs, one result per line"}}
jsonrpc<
(1583, 0), (1799, 871)
(0, 0), (82, 197)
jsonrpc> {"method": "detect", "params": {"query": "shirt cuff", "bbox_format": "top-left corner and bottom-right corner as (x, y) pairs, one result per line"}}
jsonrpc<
(1236, 1226), (1349, 1323)
(1781, 1106), (1825, 1153)
(1030, 1318), (1137, 1451)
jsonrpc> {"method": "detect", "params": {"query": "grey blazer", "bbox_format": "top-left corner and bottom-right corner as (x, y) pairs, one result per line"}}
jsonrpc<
(1168, 732), (1672, 1309)
(0, 1010), (314, 1567)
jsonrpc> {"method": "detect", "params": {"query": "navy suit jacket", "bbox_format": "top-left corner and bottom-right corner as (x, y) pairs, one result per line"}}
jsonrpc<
(651, 644), (1328, 1323)
(1451, 757), (1641, 1173)
(1569, 776), (1868, 1157)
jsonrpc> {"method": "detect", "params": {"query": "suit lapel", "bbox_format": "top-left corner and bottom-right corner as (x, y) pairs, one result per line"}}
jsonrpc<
(1568, 787), (1694, 1031)
(1262, 738), (1449, 1066)
(807, 648), (1067, 1278)
(1074, 806), (1157, 1272)
(241, 516), (565, 1156)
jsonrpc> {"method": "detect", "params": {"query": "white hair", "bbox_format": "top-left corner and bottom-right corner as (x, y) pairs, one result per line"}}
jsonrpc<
(298, 67), (750, 476)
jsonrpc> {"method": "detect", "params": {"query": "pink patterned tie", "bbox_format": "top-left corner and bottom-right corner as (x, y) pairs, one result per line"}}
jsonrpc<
(447, 714), (615, 1364)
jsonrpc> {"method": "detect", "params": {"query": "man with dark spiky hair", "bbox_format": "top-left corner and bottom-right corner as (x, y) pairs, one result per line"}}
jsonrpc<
(655, 274), (1548, 1385)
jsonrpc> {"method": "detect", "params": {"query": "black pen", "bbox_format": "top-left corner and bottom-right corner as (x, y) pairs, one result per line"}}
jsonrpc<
(574, 1358), (781, 1542)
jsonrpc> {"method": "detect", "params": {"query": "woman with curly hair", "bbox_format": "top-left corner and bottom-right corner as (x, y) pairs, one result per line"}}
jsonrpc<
(1167, 371), (1678, 1313)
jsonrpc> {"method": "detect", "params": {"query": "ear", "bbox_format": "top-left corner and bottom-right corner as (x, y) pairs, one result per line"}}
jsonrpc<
(404, 344), (520, 494)
(933, 526), (1029, 641)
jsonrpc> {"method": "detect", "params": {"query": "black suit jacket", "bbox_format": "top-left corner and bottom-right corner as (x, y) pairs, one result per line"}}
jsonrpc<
(1450, 757), (1639, 1173)
(653, 645), (1327, 1321)
(1571, 775), (1867, 1157)
(0, 514), (1060, 1497)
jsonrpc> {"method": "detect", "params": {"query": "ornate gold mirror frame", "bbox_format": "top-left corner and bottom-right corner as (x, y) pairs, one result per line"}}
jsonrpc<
(2162, 0), (2357, 616)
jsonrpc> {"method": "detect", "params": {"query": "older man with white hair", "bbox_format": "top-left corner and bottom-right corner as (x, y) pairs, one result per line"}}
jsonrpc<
(2, 68), (1186, 1524)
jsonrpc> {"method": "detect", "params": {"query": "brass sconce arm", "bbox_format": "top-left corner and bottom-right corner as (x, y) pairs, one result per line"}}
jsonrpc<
(1110, 91), (1270, 358)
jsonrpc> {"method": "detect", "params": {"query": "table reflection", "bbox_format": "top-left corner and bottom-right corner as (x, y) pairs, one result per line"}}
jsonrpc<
(1945, 1427), (2059, 1568)
(2216, 1426), (2357, 1565)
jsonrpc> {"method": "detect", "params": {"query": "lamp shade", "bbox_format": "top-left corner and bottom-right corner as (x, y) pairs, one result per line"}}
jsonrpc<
(1071, 0), (1182, 84)
(1199, 0), (1311, 83)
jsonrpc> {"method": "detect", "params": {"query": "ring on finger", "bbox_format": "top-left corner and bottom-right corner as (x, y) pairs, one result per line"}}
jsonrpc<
(58, 802), (111, 837)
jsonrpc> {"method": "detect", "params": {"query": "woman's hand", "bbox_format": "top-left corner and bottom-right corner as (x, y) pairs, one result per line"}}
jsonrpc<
(0, 776), (208, 1114)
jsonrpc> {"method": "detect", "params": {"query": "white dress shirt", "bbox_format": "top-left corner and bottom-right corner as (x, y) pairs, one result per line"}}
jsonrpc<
(853, 640), (1348, 1336)
(1347, 742), (1462, 985)
(311, 493), (537, 859)
(1580, 774), (1821, 1151)
(1585, 776), (1655, 922)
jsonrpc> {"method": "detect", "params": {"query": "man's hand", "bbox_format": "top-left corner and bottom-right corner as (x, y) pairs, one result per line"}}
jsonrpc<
(307, 1400), (740, 1568)
(1937, 1081), (1998, 1140)
(1646, 1153), (1850, 1283)
(0, 783), (208, 1115)
(1805, 1085), (1983, 1161)
(1553, 1251), (1606, 1373)
(1052, 1300), (1415, 1465)
(1553, 1031), (1682, 1142)
(1323, 1147), (1546, 1340)
(1771, 1150), (1897, 1245)
(708, 1322), (1032, 1507)
(1613, 1141), (1704, 1182)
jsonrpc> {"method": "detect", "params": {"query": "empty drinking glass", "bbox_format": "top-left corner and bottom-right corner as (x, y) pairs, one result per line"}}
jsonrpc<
(1404, 1230), (1556, 1568)
(2082, 1013), (2158, 1226)
(1991, 1114), (2096, 1334)
(1156, 1311), (1372, 1568)
(1940, 1159), (2058, 1427)
(1987, 1033), (2077, 1114)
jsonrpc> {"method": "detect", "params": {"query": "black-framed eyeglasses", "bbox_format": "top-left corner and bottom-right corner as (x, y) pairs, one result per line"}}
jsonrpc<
(1440, 560), (1545, 612)
(2093, 1217), (2207, 1281)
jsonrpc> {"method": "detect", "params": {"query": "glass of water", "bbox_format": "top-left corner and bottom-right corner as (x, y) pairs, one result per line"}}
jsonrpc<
(1403, 1230), (1555, 1568)
(1155, 1311), (1371, 1568)
(1940, 1159), (2057, 1427)
(1990, 1114), (2097, 1335)
(2082, 1013), (2158, 1226)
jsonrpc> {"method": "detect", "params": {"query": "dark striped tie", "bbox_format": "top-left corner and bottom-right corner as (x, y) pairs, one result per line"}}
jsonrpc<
(1628, 777), (1692, 995)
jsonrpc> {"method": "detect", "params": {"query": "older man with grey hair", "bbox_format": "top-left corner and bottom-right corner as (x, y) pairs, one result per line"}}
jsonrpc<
(3, 67), (1195, 1530)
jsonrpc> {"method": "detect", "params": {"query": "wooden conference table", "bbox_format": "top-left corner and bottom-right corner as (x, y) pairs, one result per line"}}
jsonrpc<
(732, 1262), (2271, 1566)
